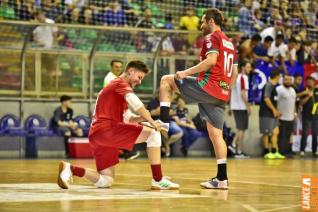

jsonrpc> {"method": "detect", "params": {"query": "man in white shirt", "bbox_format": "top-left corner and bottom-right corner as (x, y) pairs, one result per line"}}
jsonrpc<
(268, 34), (287, 73)
(103, 60), (123, 87)
(33, 10), (58, 49)
(276, 74), (296, 156)
(229, 60), (252, 158)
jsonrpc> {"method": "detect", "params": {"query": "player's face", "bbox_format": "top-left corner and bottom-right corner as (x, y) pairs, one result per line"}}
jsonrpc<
(128, 68), (146, 88)
(307, 79), (315, 88)
(244, 63), (252, 74)
(200, 15), (212, 36)
(62, 100), (72, 108)
(111, 62), (123, 76)
(295, 76), (303, 86)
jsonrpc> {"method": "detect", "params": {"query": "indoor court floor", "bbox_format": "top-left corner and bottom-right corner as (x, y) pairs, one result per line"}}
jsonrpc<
(0, 158), (316, 212)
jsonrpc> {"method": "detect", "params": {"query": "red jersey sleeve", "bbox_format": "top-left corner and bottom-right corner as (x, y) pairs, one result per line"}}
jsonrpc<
(115, 80), (133, 97)
(205, 34), (220, 56)
(240, 75), (246, 90)
(233, 50), (238, 65)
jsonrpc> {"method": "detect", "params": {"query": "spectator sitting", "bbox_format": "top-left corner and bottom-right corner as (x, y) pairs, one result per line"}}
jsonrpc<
(135, 7), (155, 28)
(147, 90), (183, 157)
(238, 0), (254, 38)
(104, 60), (123, 87)
(239, 34), (262, 62)
(16, 0), (34, 21)
(52, 95), (83, 156)
(164, 13), (174, 30)
(83, 8), (94, 25)
(253, 9), (265, 33)
(42, 0), (63, 21)
(253, 35), (274, 63)
(285, 37), (299, 66)
(103, 0), (126, 26)
(229, 60), (253, 158)
(0, 0), (15, 20)
(173, 96), (202, 157)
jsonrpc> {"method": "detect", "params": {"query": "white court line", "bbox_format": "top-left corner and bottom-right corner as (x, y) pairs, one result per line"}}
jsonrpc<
(260, 204), (301, 212)
(115, 174), (301, 189)
(241, 204), (260, 212)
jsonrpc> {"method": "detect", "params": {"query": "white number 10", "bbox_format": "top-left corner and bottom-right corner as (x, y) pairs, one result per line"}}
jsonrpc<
(223, 51), (234, 77)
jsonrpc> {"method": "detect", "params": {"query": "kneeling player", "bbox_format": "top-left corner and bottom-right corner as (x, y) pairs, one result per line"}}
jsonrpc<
(57, 60), (179, 190)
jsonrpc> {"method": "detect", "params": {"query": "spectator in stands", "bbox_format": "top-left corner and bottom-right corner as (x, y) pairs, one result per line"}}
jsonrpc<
(120, 0), (139, 26)
(65, 0), (86, 9)
(253, 9), (265, 33)
(41, 0), (63, 21)
(52, 95), (83, 156)
(285, 37), (299, 66)
(276, 74), (296, 157)
(229, 60), (252, 158)
(0, 0), (15, 20)
(135, 8), (155, 28)
(239, 34), (262, 62)
(83, 8), (94, 25)
(33, 10), (58, 49)
(260, 20), (284, 42)
(104, 60), (123, 87)
(164, 13), (174, 30)
(70, 7), (81, 24)
(267, 34), (288, 73)
(173, 96), (202, 157)
(16, 0), (34, 21)
(179, 5), (199, 44)
(297, 41), (314, 65)
(253, 35), (274, 63)
(299, 76), (318, 157)
(147, 90), (183, 157)
(304, 1), (317, 28)
(238, 0), (254, 38)
(103, 0), (126, 26)
(259, 69), (285, 159)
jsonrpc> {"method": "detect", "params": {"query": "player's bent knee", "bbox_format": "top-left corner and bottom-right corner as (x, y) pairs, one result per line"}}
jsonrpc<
(94, 175), (114, 188)
(146, 129), (161, 147)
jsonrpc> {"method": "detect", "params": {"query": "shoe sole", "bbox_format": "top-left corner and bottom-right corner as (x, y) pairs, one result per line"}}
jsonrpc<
(57, 161), (68, 189)
(200, 184), (228, 190)
(151, 186), (179, 190)
(126, 153), (140, 161)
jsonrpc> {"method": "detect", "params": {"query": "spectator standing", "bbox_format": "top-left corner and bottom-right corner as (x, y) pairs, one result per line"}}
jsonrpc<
(33, 10), (58, 49)
(276, 74), (296, 156)
(229, 60), (252, 158)
(239, 34), (262, 62)
(52, 95), (83, 156)
(267, 34), (288, 73)
(135, 8), (155, 28)
(173, 96), (202, 157)
(179, 5), (200, 44)
(238, 0), (254, 38)
(259, 69), (285, 159)
(253, 35), (274, 63)
(299, 76), (318, 157)
(104, 60), (123, 87)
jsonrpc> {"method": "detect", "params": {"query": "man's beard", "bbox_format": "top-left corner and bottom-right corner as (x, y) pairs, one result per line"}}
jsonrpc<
(284, 83), (292, 88)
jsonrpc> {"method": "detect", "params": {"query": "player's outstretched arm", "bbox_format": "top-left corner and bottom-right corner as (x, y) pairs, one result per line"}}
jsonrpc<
(175, 53), (217, 80)
(124, 93), (160, 130)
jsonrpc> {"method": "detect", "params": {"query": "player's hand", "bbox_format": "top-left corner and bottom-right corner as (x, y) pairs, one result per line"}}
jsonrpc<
(150, 121), (162, 131)
(175, 71), (187, 81)
(247, 106), (252, 116)
(272, 109), (281, 118)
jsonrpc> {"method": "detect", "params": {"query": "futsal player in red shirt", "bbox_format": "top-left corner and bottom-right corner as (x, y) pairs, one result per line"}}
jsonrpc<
(159, 8), (238, 189)
(57, 61), (179, 190)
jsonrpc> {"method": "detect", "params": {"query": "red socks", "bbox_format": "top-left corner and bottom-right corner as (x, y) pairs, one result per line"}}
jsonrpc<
(151, 164), (163, 182)
(70, 165), (85, 177)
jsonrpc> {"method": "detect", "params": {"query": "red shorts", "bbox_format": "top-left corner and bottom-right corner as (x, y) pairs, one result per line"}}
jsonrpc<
(89, 122), (143, 171)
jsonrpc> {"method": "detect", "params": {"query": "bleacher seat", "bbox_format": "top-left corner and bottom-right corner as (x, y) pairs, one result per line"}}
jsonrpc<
(0, 114), (26, 136)
(24, 114), (54, 136)
(73, 115), (91, 137)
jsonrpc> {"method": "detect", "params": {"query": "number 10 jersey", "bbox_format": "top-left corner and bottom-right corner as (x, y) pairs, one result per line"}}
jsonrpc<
(197, 30), (238, 102)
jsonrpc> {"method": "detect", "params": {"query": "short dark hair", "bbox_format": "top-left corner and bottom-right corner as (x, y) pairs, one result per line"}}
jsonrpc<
(60, 95), (72, 103)
(264, 36), (274, 43)
(288, 37), (298, 44)
(276, 34), (285, 40)
(204, 8), (224, 26)
(294, 73), (303, 78)
(240, 59), (253, 69)
(251, 34), (262, 42)
(270, 69), (281, 79)
(306, 76), (315, 81)
(33, 9), (46, 17)
(125, 60), (149, 74)
(283, 73), (292, 78)
(110, 60), (123, 67)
